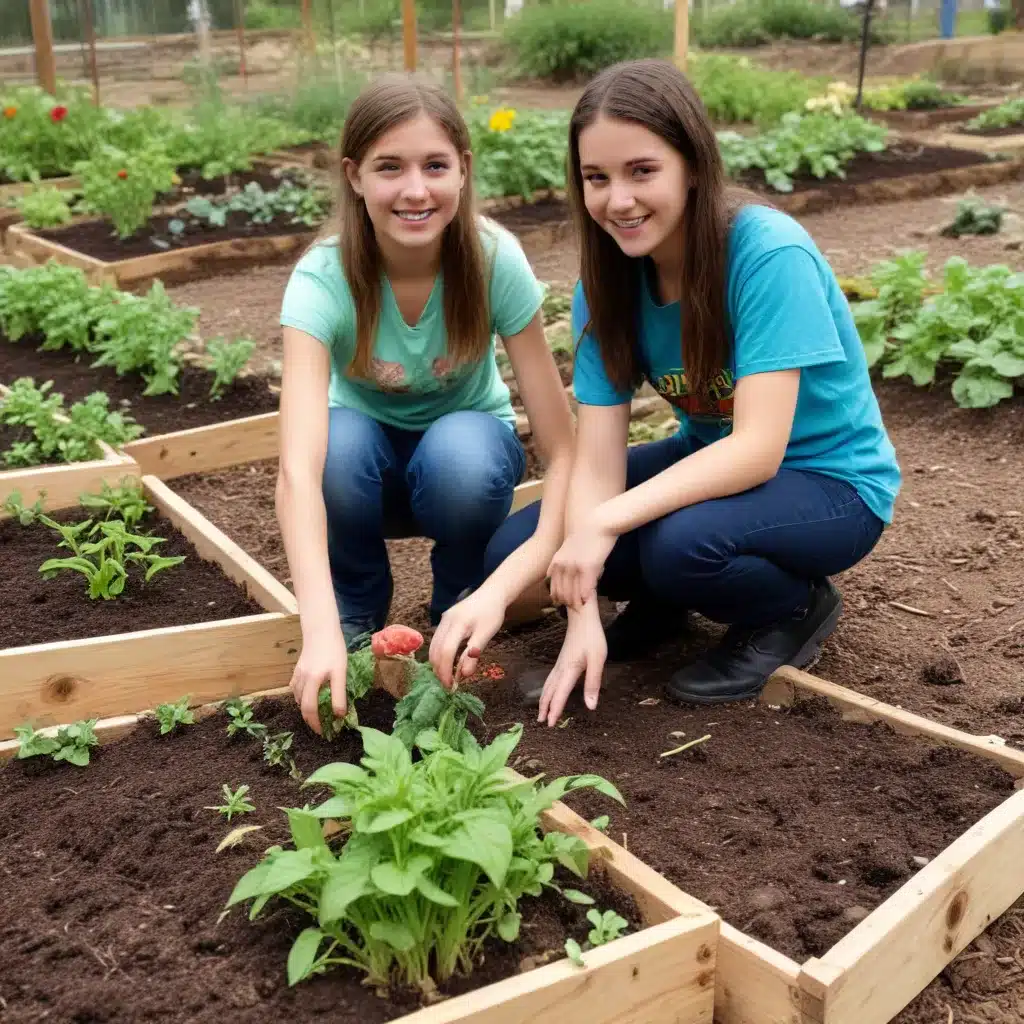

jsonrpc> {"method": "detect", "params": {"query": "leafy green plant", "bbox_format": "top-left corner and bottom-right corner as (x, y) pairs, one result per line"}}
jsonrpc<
(205, 335), (255, 399)
(862, 78), (964, 112)
(0, 378), (143, 467)
(37, 513), (185, 599)
(225, 696), (268, 739)
(564, 908), (630, 966)
(694, 0), (879, 48)
(15, 719), (99, 766)
(78, 478), (152, 529)
(852, 254), (1024, 408)
(3, 490), (45, 525)
(966, 96), (1024, 133)
(153, 695), (196, 735)
(264, 730), (302, 781)
(74, 143), (177, 239)
(469, 106), (570, 201)
(206, 783), (256, 821)
(392, 663), (486, 753)
(504, 0), (670, 82)
(941, 192), (1004, 238)
(717, 111), (888, 192)
(15, 185), (74, 229)
(317, 641), (378, 741)
(224, 723), (625, 989)
(180, 179), (331, 236)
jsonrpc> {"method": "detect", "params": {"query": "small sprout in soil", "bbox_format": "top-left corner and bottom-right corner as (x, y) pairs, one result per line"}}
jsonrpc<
(263, 731), (300, 780)
(224, 696), (267, 740)
(206, 783), (256, 822)
(206, 335), (256, 400)
(17, 719), (101, 767)
(561, 889), (596, 905)
(3, 489), (45, 525)
(78, 477), (152, 529)
(152, 695), (196, 735)
(564, 908), (630, 969)
(589, 814), (610, 832)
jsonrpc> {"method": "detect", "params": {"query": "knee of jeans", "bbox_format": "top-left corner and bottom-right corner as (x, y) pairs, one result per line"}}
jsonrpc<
(322, 408), (390, 522)
(484, 504), (539, 576)
(409, 412), (521, 526)
(637, 512), (731, 592)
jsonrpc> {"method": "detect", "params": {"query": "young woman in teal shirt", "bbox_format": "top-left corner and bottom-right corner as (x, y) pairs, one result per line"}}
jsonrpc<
(277, 75), (574, 734)
(480, 59), (901, 725)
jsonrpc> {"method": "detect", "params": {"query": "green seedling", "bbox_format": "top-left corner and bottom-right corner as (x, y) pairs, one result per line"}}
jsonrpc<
(206, 783), (256, 822)
(16, 719), (101, 767)
(206, 335), (255, 400)
(78, 478), (152, 529)
(14, 723), (60, 759)
(564, 907), (630, 968)
(3, 490), (45, 526)
(317, 641), (377, 741)
(392, 662), (485, 753)
(224, 696), (267, 739)
(152, 696), (196, 735)
(263, 731), (301, 780)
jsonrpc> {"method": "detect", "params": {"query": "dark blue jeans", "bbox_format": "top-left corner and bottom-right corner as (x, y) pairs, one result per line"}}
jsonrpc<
(485, 433), (885, 628)
(322, 407), (525, 641)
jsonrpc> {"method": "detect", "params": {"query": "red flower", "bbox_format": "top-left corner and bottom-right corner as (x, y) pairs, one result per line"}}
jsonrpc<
(2, 105), (16, 120)
(117, 169), (128, 180)
(371, 624), (424, 658)
(50, 105), (68, 123)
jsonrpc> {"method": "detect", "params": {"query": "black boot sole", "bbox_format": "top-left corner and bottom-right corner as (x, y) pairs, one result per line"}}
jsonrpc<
(665, 593), (843, 706)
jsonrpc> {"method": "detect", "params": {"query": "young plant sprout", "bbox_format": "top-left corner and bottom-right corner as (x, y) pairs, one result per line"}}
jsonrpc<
(206, 784), (256, 822)
(15, 720), (99, 767)
(152, 695), (196, 735)
(78, 478), (152, 529)
(224, 696), (267, 739)
(206, 335), (256, 400)
(2, 490), (45, 525)
(564, 908), (630, 967)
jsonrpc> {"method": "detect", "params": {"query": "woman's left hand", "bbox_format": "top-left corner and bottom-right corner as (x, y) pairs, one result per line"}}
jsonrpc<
(547, 517), (617, 610)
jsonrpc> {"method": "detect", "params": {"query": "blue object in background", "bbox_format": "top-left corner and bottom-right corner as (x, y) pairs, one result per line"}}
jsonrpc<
(940, 0), (957, 38)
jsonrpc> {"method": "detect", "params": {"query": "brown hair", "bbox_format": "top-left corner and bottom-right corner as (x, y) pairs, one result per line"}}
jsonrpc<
(568, 59), (758, 399)
(326, 74), (490, 379)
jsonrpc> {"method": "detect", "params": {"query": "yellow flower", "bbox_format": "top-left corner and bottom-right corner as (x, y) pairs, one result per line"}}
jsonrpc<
(2, 105), (16, 119)
(488, 108), (516, 133)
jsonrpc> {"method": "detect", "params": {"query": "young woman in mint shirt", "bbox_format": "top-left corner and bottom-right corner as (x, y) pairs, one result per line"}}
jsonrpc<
(483, 59), (901, 725)
(277, 75), (574, 734)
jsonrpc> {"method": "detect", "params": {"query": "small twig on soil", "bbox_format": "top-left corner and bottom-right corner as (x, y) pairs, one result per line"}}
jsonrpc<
(622, 832), (628, 852)
(985, 617), (1024, 649)
(940, 577), (960, 595)
(889, 601), (935, 618)
(660, 734), (712, 758)
(944, 1005), (953, 1024)
(102, 775), (124, 791)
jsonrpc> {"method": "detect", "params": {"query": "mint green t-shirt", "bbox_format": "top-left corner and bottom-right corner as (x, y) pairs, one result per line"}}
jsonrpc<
(279, 218), (543, 433)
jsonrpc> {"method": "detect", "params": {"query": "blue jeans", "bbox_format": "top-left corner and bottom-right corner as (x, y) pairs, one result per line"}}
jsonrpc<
(322, 407), (526, 640)
(485, 433), (885, 628)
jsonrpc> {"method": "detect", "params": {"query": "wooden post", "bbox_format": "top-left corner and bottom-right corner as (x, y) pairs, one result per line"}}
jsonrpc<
(301, 0), (315, 56)
(403, 0), (418, 71)
(80, 0), (101, 105)
(29, 0), (57, 95)
(234, 0), (247, 87)
(673, 0), (689, 73)
(452, 0), (463, 101)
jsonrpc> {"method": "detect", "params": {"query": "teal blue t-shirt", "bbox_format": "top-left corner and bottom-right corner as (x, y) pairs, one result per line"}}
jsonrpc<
(572, 204), (902, 524)
(279, 217), (543, 432)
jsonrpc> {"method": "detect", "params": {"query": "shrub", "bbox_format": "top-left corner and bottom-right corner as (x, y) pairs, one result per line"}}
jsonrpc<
(503, 0), (671, 83)
(694, 0), (880, 48)
(469, 106), (569, 199)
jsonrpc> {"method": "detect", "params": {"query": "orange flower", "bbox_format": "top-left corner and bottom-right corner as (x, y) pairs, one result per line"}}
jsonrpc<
(2, 105), (16, 120)
(116, 169), (128, 180)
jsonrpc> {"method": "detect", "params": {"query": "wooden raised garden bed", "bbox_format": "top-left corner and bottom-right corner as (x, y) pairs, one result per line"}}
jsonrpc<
(0, 173), (79, 204)
(865, 101), (1000, 131)
(0, 472), (301, 741)
(4, 220), (316, 289)
(0, 679), (719, 1023)
(931, 126), (1024, 158)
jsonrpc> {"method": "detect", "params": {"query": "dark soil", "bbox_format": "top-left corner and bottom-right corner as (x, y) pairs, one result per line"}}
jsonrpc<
(36, 208), (318, 262)
(0, 506), (265, 649)
(958, 122), (1024, 138)
(741, 142), (995, 194)
(164, 163), (310, 200)
(1, 338), (279, 435)
(490, 196), (572, 234)
(0, 692), (641, 1024)
(465, 685), (1015, 965)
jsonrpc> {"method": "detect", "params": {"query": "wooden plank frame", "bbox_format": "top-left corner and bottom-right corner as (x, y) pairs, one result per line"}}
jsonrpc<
(4, 222), (316, 289)
(0, 175), (79, 204)
(705, 665), (1024, 1024)
(0, 687), (719, 1024)
(0, 474), (300, 742)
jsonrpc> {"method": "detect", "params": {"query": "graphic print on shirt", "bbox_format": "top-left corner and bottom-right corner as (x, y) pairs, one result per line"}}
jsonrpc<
(371, 358), (410, 393)
(651, 367), (735, 431)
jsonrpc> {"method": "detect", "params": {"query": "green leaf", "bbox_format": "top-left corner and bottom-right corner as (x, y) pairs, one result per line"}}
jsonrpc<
(564, 938), (585, 967)
(589, 815), (610, 833)
(415, 873), (459, 907)
(226, 861), (274, 907)
(308, 795), (352, 819)
(442, 818), (513, 888)
(409, 827), (448, 848)
(287, 927), (325, 986)
(561, 888), (596, 905)
(497, 911), (521, 942)
(370, 854), (432, 896)
(369, 921), (415, 952)
(318, 861), (372, 926)
(360, 807), (414, 834)
(304, 762), (368, 789)
(286, 808), (326, 850)
(261, 848), (318, 893)
(566, 774), (626, 805)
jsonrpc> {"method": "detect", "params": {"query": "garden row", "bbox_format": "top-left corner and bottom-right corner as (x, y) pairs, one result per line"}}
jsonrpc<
(3, 403), (1024, 1024)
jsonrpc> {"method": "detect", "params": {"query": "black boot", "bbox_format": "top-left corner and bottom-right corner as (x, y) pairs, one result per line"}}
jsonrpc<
(604, 596), (691, 663)
(665, 579), (842, 706)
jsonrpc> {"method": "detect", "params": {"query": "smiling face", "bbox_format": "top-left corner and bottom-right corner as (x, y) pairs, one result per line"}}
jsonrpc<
(577, 113), (691, 270)
(343, 111), (467, 262)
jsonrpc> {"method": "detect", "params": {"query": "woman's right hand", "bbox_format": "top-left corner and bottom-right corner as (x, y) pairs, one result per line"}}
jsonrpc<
(289, 626), (349, 735)
(537, 598), (607, 727)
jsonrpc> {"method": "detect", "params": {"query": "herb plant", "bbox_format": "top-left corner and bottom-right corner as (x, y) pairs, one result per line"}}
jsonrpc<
(941, 193), (1004, 238)
(392, 663), (485, 752)
(206, 336), (255, 399)
(3, 490), (45, 525)
(207, 783), (257, 822)
(15, 719), (99, 766)
(224, 723), (625, 989)
(564, 908), (630, 966)
(78, 478), (152, 529)
(469, 106), (570, 200)
(318, 641), (379, 741)
(225, 696), (267, 739)
(153, 695), (196, 735)
(966, 96), (1024, 133)
(16, 185), (74, 228)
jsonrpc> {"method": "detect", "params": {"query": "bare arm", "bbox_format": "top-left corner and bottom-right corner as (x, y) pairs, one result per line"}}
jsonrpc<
(565, 401), (631, 534)
(275, 327), (347, 732)
(476, 311), (576, 604)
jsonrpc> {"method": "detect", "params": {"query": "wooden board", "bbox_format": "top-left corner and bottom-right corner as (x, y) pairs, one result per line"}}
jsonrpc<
(5, 223), (315, 289)
(866, 101), (999, 131)
(0, 612), (301, 741)
(144, 475), (297, 614)
(715, 924), (803, 1024)
(0, 449), (140, 518)
(800, 788), (1024, 1024)
(763, 666), (1024, 778)
(0, 175), (78, 203)
(122, 411), (280, 478)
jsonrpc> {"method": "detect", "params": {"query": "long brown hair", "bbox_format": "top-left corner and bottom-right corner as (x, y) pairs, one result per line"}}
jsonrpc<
(327, 74), (490, 379)
(568, 59), (755, 399)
